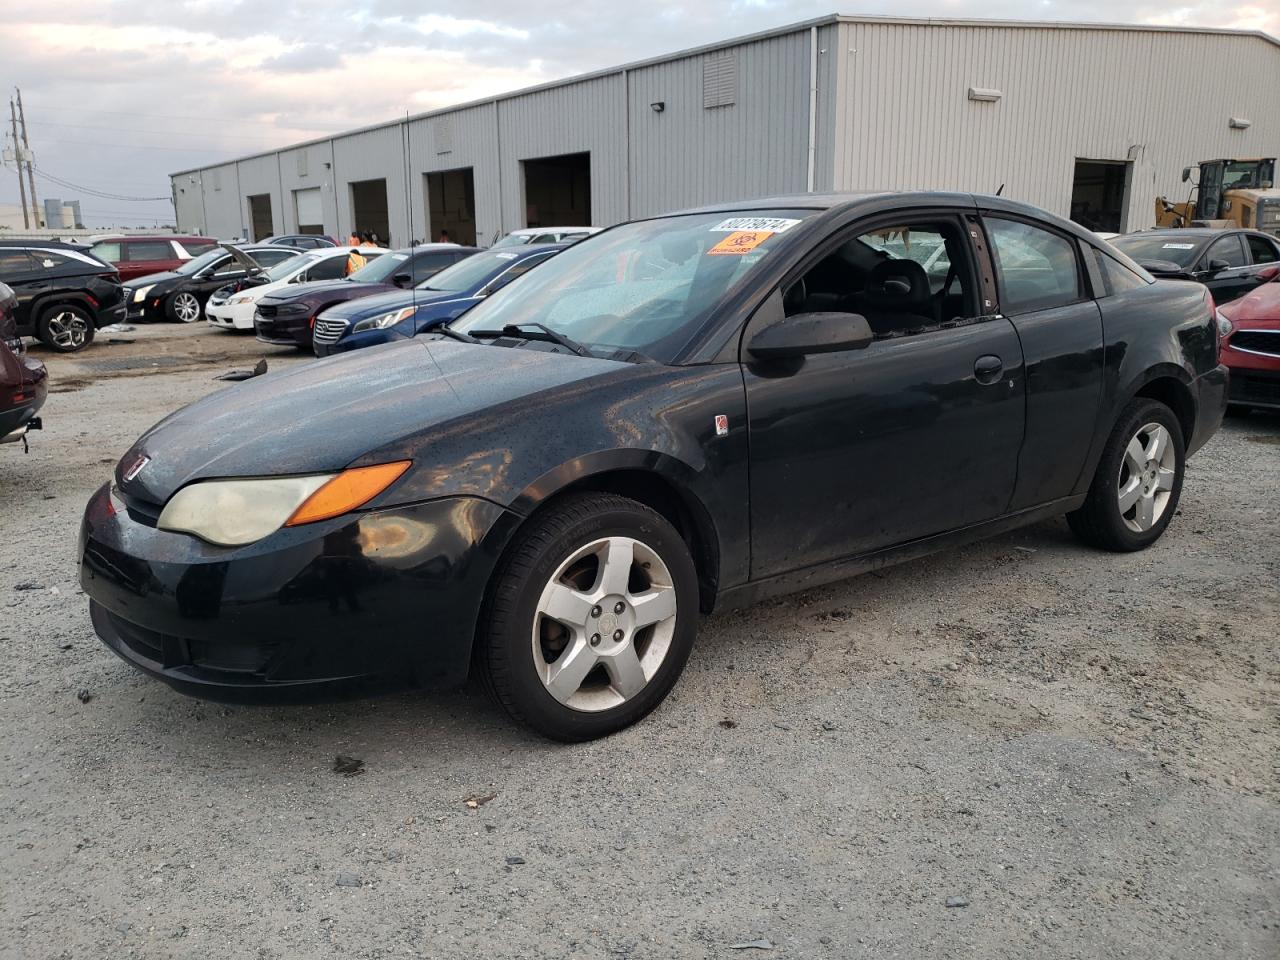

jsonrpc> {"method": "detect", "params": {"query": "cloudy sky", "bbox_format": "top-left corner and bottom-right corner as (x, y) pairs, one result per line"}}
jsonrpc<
(2, 0), (1276, 227)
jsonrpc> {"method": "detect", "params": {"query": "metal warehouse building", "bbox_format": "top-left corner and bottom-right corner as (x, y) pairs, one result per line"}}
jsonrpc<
(171, 14), (1280, 246)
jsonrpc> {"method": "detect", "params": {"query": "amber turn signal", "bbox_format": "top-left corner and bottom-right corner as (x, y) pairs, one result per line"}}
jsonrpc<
(285, 460), (412, 526)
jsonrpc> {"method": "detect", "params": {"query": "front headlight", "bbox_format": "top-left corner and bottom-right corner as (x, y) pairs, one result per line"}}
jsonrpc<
(227, 294), (257, 305)
(353, 306), (415, 333)
(156, 461), (411, 546)
(1216, 310), (1233, 337)
(133, 285), (154, 303)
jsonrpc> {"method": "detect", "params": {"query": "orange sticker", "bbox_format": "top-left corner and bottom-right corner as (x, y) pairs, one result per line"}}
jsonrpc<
(707, 230), (772, 255)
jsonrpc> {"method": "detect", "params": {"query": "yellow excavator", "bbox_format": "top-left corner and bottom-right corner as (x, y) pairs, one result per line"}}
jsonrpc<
(1155, 158), (1280, 238)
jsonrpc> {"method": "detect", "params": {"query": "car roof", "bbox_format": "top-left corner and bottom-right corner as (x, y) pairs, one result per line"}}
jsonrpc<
(493, 242), (568, 255)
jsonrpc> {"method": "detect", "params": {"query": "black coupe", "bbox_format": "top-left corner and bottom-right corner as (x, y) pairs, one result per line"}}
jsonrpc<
(80, 192), (1228, 740)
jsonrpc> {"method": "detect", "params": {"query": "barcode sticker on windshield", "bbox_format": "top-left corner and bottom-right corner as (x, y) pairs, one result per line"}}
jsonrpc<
(710, 217), (801, 233)
(494, 252), (519, 259)
(1162, 243), (1196, 250)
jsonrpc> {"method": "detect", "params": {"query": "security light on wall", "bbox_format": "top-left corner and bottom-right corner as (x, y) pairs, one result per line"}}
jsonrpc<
(967, 87), (1002, 103)
(1229, 117), (1251, 130)
(650, 101), (666, 112)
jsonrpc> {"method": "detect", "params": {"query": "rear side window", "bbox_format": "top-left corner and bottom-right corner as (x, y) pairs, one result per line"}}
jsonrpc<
(180, 239), (218, 256)
(1093, 250), (1149, 294)
(127, 240), (176, 261)
(0, 249), (34, 277)
(986, 217), (1083, 314)
(1203, 234), (1246, 269)
(1246, 234), (1279, 265)
(254, 249), (301, 267)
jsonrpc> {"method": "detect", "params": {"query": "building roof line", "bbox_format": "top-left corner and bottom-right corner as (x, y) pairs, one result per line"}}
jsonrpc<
(169, 13), (1279, 178)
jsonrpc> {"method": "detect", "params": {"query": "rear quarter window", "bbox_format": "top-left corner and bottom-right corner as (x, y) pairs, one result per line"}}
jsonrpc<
(1094, 250), (1150, 294)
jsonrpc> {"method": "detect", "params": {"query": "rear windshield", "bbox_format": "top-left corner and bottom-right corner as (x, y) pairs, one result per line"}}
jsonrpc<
(1110, 235), (1202, 267)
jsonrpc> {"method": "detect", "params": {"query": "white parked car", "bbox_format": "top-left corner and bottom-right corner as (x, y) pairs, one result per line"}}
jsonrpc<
(491, 227), (601, 248)
(206, 246), (383, 330)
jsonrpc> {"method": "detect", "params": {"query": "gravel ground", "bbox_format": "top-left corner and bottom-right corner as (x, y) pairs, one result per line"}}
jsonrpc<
(1, 326), (1277, 959)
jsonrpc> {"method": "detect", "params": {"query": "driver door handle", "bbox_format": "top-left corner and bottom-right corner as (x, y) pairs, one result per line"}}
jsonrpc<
(974, 354), (1004, 384)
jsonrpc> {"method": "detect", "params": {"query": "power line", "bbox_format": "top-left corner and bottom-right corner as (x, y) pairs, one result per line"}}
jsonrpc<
(30, 118), (318, 144)
(38, 104), (346, 131)
(33, 165), (170, 201)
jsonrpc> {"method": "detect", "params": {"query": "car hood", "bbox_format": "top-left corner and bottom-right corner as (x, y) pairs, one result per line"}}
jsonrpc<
(324, 287), (471, 320)
(126, 270), (183, 288)
(117, 339), (626, 503)
(1220, 281), (1280, 322)
(260, 279), (392, 305)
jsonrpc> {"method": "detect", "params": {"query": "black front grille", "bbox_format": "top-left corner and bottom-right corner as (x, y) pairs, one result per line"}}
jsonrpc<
(103, 607), (278, 676)
(256, 303), (278, 319)
(1230, 330), (1280, 357)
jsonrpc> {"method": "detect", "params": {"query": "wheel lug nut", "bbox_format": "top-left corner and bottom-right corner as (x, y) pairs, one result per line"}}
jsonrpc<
(613, 630), (624, 641)
(591, 605), (602, 618)
(590, 634), (601, 646)
(614, 601), (625, 614)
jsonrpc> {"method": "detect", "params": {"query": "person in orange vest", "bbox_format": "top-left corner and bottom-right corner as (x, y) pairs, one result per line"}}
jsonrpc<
(346, 233), (367, 275)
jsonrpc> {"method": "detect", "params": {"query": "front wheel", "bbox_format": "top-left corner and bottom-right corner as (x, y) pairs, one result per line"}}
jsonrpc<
(476, 493), (699, 741)
(166, 291), (202, 323)
(1067, 398), (1185, 551)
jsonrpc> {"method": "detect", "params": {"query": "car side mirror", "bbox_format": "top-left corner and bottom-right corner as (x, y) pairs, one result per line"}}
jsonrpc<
(1257, 265), (1279, 281)
(1206, 258), (1231, 274)
(392, 272), (412, 287)
(747, 312), (874, 361)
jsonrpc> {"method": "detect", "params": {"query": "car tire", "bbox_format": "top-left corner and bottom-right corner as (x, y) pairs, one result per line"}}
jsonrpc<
(166, 291), (202, 324)
(476, 492), (699, 741)
(1067, 398), (1185, 552)
(36, 303), (95, 353)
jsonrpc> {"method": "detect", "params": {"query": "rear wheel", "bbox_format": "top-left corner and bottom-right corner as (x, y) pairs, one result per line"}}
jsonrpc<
(1067, 398), (1185, 551)
(166, 291), (202, 323)
(476, 493), (698, 741)
(36, 303), (95, 352)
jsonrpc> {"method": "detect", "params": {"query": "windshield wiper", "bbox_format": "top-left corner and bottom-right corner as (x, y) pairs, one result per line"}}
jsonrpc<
(432, 324), (479, 344)
(469, 322), (594, 357)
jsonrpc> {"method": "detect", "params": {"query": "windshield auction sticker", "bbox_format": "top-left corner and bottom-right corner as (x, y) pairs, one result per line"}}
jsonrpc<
(710, 217), (801, 233)
(1162, 243), (1197, 250)
(708, 231), (773, 255)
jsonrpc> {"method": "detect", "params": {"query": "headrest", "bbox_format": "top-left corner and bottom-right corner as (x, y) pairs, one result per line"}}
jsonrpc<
(863, 258), (932, 310)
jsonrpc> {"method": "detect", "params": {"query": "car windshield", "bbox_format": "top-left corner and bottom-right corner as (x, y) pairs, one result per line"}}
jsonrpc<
(348, 252), (408, 283)
(453, 209), (814, 361)
(491, 233), (534, 249)
(418, 250), (521, 292)
(1110, 235), (1203, 267)
(174, 248), (226, 275)
(265, 253), (319, 282)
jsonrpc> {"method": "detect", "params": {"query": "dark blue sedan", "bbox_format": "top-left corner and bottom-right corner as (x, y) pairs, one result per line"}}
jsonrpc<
(312, 243), (565, 356)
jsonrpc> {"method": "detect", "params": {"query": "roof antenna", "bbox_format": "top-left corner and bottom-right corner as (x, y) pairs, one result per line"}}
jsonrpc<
(995, 183), (1005, 196)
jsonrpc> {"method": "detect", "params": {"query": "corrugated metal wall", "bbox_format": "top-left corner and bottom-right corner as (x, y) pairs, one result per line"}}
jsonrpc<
(832, 21), (1280, 230)
(172, 20), (1279, 239)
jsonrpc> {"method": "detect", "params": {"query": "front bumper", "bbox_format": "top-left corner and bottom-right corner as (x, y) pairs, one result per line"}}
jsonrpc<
(1222, 338), (1280, 410)
(79, 483), (516, 702)
(313, 326), (407, 358)
(206, 301), (254, 330)
(254, 311), (311, 348)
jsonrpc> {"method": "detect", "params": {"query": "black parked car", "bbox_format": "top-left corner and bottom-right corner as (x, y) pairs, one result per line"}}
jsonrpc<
(122, 244), (301, 323)
(0, 240), (125, 352)
(80, 192), (1227, 741)
(1110, 227), (1280, 304)
(1, 281), (47, 447)
(254, 243), (479, 349)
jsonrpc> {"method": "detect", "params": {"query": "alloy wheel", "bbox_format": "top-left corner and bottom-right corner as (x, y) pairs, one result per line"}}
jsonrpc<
(1117, 422), (1176, 533)
(45, 310), (88, 349)
(174, 293), (201, 323)
(531, 536), (678, 713)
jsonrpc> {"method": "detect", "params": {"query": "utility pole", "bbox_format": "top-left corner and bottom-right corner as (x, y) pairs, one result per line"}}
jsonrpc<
(15, 88), (40, 227)
(8, 100), (29, 229)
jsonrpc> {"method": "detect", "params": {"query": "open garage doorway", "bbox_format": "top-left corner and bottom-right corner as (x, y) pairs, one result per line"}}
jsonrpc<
(425, 168), (476, 245)
(246, 194), (273, 241)
(522, 152), (591, 229)
(349, 178), (390, 245)
(1069, 159), (1131, 234)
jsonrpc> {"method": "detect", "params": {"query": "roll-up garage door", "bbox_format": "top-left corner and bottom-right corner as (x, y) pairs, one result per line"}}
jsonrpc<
(294, 188), (323, 231)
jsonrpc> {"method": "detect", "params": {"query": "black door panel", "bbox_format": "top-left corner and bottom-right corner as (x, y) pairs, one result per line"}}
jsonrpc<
(744, 319), (1025, 579)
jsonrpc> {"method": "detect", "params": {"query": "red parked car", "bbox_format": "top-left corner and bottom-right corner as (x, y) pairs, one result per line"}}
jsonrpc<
(87, 236), (220, 282)
(0, 281), (47, 450)
(1219, 264), (1280, 411)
